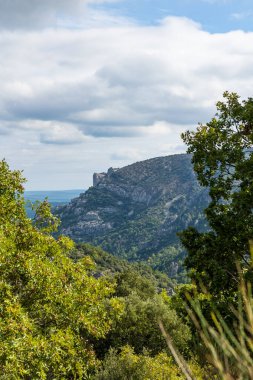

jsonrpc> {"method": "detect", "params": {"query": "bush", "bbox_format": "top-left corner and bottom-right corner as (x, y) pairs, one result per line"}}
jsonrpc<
(94, 346), (195, 380)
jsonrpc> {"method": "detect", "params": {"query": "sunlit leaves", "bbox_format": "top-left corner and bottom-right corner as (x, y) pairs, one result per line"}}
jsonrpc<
(0, 160), (121, 378)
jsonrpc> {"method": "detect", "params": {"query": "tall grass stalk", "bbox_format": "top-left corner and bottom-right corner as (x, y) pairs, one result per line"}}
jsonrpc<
(161, 277), (253, 380)
(158, 320), (195, 380)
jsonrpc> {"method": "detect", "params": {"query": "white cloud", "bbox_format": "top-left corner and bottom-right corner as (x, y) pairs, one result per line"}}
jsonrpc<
(39, 123), (89, 145)
(231, 11), (253, 21)
(1, 16), (253, 188)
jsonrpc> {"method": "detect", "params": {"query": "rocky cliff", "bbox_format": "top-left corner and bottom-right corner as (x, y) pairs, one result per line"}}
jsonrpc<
(55, 154), (209, 279)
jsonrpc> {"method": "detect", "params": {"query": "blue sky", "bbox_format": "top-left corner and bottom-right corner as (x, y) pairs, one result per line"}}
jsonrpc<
(93, 0), (253, 32)
(0, 0), (253, 189)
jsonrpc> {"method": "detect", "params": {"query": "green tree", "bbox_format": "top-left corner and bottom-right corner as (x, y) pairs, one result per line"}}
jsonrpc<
(93, 268), (191, 358)
(94, 345), (206, 380)
(180, 92), (253, 298)
(0, 160), (122, 379)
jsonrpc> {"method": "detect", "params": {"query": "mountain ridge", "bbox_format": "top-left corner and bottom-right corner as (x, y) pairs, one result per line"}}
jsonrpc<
(55, 153), (209, 279)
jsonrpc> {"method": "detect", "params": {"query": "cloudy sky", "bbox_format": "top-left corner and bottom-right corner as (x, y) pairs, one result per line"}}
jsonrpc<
(1, 0), (253, 190)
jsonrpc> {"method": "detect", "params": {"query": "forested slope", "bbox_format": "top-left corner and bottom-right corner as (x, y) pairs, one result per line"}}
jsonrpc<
(55, 154), (209, 279)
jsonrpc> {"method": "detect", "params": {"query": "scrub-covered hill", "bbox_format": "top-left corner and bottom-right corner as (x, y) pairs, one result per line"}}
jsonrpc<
(55, 154), (209, 280)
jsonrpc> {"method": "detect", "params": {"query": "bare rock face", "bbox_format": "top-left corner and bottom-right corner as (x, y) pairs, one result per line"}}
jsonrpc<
(93, 172), (106, 187)
(93, 167), (119, 187)
(55, 154), (209, 272)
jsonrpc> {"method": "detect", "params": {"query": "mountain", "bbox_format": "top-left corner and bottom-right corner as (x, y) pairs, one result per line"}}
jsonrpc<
(55, 154), (209, 280)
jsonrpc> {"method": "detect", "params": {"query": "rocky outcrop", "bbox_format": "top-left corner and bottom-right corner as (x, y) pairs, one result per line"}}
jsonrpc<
(55, 154), (209, 275)
(93, 167), (120, 187)
(93, 172), (106, 187)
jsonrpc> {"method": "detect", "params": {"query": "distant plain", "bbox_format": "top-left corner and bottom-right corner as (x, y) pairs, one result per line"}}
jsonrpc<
(24, 190), (83, 217)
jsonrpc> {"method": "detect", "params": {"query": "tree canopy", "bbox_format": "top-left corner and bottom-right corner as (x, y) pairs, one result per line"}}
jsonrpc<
(0, 160), (122, 379)
(180, 92), (253, 298)
(0, 160), (199, 379)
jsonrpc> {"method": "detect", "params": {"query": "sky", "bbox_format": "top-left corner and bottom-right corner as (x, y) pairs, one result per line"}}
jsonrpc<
(1, 0), (253, 190)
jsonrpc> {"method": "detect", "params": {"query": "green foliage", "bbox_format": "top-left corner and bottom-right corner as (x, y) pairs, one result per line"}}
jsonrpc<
(114, 269), (156, 299)
(72, 244), (193, 361)
(107, 293), (191, 356)
(72, 243), (174, 293)
(147, 244), (188, 283)
(94, 346), (206, 380)
(183, 277), (253, 379)
(94, 346), (180, 380)
(92, 272), (191, 358)
(168, 92), (253, 378)
(180, 92), (253, 297)
(0, 160), (122, 378)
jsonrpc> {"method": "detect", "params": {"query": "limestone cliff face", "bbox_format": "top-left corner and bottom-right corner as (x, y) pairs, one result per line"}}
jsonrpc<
(56, 154), (209, 273)
(93, 172), (106, 187)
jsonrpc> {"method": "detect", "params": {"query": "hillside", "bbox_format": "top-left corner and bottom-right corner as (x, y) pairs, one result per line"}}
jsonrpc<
(55, 154), (209, 279)
(71, 243), (174, 293)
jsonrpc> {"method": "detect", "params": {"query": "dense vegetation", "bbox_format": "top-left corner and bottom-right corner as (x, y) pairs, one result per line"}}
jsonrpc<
(178, 92), (253, 378)
(71, 243), (175, 292)
(0, 160), (122, 378)
(1, 92), (253, 379)
(0, 160), (207, 378)
(181, 92), (253, 304)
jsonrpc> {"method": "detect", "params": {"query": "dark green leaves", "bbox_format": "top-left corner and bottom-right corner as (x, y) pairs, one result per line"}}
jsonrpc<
(181, 92), (253, 298)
